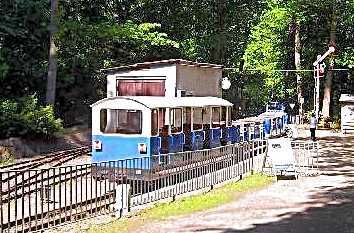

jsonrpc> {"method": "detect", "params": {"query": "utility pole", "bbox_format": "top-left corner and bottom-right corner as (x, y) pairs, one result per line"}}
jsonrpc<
(312, 46), (335, 119)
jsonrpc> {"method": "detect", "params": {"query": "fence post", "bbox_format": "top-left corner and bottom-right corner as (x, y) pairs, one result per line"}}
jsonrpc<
(115, 183), (131, 217)
(251, 141), (255, 175)
(0, 173), (2, 233)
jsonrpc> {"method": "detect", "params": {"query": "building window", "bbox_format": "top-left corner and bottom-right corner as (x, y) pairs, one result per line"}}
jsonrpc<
(117, 79), (165, 96)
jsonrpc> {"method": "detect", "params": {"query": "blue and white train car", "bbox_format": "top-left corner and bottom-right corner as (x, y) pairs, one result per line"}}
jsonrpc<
(259, 111), (288, 138)
(91, 96), (234, 169)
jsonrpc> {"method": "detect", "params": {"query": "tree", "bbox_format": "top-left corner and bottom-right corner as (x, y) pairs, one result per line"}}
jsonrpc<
(46, 0), (58, 105)
(294, 19), (303, 115)
(0, 0), (49, 99)
(243, 7), (292, 102)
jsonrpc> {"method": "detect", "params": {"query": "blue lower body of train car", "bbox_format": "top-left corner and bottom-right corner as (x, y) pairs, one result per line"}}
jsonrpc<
(264, 118), (271, 138)
(184, 130), (204, 151)
(278, 117), (283, 132)
(254, 124), (260, 139)
(228, 126), (240, 144)
(91, 134), (158, 180)
(205, 128), (222, 148)
(244, 124), (250, 142)
(284, 114), (289, 125)
(92, 135), (151, 166)
(167, 133), (185, 153)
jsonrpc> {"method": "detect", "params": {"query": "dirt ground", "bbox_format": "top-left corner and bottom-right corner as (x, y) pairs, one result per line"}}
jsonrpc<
(134, 129), (354, 233)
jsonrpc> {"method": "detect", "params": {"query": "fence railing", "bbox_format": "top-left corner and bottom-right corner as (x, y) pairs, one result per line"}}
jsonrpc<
(291, 141), (319, 176)
(0, 140), (267, 233)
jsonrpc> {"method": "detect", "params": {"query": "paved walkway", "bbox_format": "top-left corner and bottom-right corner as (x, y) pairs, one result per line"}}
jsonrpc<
(136, 130), (354, 233)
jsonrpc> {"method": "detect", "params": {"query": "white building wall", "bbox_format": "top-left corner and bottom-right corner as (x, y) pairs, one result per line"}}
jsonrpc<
(341, 103), (354, 134)
(339, 94), (354, 134)
(176, 64), (222, 97)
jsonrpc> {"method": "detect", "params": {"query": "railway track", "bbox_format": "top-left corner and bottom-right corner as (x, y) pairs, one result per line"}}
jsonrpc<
(1, 166), (92, 204)
(0, 147), (89, 171)
(2, 190), (115, 233)
(0, 147), (90, 203)
(0, 147), (89, 183)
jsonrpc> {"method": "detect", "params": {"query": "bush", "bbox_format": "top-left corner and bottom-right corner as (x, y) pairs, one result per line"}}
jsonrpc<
(304, 110), (315, 123)
(0, 146), (14, 166)
(0, 95), (63, 138)
(331, 117), (341, 129)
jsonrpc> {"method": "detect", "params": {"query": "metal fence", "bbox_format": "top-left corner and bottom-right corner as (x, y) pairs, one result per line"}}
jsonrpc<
(0, 140), (267, 233)
(291, 141), (319, 176)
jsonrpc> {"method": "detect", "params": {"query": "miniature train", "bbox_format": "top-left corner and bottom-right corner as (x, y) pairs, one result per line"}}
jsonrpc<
(90, 96), (288, 173)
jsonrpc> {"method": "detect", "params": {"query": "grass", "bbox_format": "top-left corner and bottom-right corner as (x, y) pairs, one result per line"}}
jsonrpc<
(86, 174), (274, 233)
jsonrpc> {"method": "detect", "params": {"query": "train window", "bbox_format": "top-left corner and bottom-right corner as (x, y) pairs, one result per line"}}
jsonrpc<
(212, 107), (221, 128)
(183, 107), (192, 132)
(100, 109), (108, 132)
(170, 108), (182, 134)
(100, 109), (142, 134)
(202, 108), (211, 129)
(151, 109), (159, 136)
(227, 106), (232, 126)
(221, 106), (227, 126)
(193, 107), (203, 130)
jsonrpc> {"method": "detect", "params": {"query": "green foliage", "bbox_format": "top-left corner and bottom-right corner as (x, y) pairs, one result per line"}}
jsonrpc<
(0, 96), (63, 139)
(57, 20), (179, 71)
(0, 147), (15, 167)
(0, 0), (49, 98)
(243, 7), (292, 102)
(54, 19), (179, 124)
(1, 0), (354, 129)
(331, 117), (341, 129)
(304, 110), (315, 123)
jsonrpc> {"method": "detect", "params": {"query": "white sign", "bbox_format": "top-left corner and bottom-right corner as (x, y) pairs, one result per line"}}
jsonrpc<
(267, 138), (296, 175)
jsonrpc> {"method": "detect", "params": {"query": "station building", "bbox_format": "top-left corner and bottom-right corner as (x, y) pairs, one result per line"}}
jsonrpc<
(103, 59), (223, 98)
(339, 94), (354, 134)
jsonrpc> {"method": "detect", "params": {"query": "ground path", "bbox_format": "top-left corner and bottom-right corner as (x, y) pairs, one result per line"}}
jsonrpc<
(134, 129), (354, 233)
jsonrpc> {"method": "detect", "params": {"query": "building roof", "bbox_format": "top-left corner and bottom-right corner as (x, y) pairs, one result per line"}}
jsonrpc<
(101, 59), (223, 74)
(339, 94), (354, 103)
(91, 96), (232, 109)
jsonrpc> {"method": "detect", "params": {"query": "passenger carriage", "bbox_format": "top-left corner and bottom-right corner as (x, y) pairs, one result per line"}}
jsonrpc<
(260, 112), (288, 138)
(91, 96), (237, 178)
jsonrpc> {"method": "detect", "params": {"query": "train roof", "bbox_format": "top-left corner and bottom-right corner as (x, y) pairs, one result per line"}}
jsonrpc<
(101, 59), (223, 74)
(91, 96), (233, 109)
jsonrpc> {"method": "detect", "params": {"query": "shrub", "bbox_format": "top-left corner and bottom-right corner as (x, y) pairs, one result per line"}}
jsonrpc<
(0, 95), (63, 139)
(304, 110), (314, 123)
(0, 146), (14, 166)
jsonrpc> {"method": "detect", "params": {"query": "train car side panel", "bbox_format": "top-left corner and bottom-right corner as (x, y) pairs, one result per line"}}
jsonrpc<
(92, 134), (151, 168)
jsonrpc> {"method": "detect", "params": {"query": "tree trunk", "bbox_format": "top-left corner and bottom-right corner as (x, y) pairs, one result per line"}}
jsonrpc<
(294, 19), (303, 116)
(321, 11), (337, 119)
(212, 0), (226, 63)
(46, 0), (58, 106)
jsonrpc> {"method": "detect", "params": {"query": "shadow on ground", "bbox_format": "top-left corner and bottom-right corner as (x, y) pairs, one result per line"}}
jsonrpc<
(195, 135), (354, 233)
